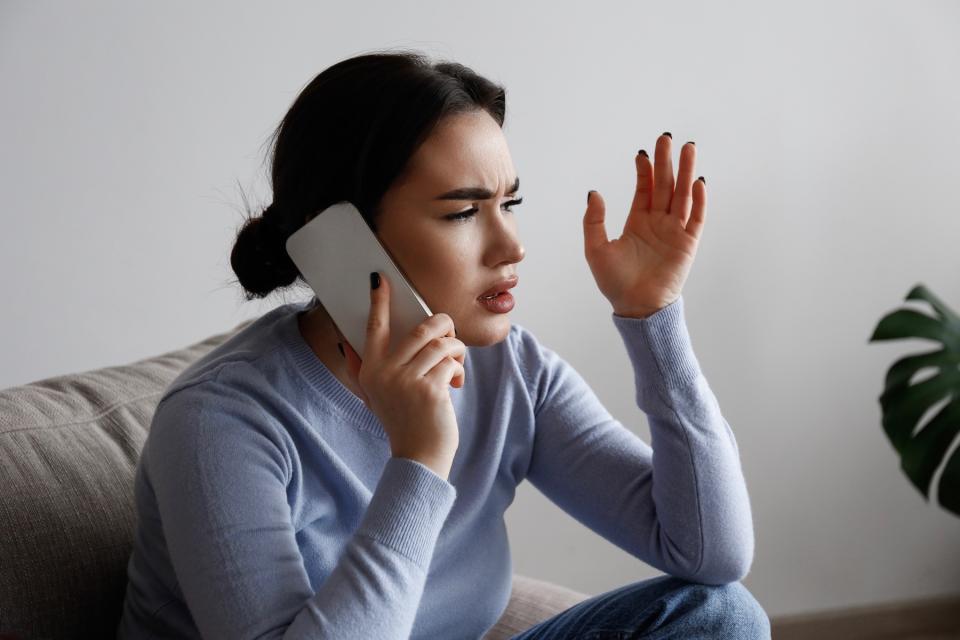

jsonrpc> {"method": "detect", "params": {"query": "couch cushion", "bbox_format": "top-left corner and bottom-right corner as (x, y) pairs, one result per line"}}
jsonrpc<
(481, 575), (591, 639)
(0, 318), (255, 639)
(0, 314), (591, 639)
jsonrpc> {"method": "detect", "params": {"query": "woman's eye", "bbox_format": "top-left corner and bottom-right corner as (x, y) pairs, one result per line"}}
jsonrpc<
(445, 197), (523, 223)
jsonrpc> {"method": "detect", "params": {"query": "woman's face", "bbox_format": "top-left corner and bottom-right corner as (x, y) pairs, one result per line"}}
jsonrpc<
(374, 109), (525, 348)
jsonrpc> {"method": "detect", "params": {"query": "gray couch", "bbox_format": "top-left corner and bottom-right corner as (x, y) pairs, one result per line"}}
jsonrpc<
(0, 313), (590, 639)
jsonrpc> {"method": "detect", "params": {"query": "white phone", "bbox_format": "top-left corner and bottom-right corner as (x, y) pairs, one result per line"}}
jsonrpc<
(285, 201), (432, 357)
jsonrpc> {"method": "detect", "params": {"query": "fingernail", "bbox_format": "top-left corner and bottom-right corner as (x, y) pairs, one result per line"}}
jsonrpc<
(688, 141), (695, 146)
(587, 190), (596, 203)
(370, 271), (380, 289)
(337, 342), (345, 358)
(662, 131), (672, 139)
(638, 149), (647, 158)
(698, 176), (706, 184)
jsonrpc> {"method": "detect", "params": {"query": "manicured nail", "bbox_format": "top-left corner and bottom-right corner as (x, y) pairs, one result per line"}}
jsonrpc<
(698, 176), (706, 184)
(587, 190), (596, 203)
(337, 342), (345, 358)
(370, 271), (380, 289)
(638, 149), (647, 158)
(662, 131), (672, 139)
(688, 141), (695, 146)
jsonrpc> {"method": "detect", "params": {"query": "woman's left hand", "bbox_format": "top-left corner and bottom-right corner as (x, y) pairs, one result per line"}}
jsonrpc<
(582, 132), (706, 319)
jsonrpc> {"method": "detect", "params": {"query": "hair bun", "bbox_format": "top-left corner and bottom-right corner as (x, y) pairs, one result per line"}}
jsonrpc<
(258, 209), (281, 241)
(241, 205), (298, 286)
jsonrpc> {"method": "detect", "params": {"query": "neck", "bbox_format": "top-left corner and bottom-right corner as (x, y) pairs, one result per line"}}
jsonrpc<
(298, 299), (345, 362)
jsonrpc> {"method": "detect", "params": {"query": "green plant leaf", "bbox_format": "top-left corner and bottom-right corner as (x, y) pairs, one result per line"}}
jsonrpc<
(868, 284), (960, 517)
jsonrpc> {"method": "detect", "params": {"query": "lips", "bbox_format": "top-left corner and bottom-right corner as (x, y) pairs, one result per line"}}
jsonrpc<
(478, 275), (519, 299)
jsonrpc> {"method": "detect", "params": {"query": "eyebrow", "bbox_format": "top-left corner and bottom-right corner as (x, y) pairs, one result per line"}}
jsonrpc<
(433, 176), (520, 201)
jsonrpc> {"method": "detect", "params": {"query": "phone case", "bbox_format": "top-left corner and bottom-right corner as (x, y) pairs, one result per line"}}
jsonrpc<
(285, 201), (432, 357)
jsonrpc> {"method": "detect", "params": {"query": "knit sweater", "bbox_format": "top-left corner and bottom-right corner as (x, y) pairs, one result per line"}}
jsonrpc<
(116, 294), (754, 640)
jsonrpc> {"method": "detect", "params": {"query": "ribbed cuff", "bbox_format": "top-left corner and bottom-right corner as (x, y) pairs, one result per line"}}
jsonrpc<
(356, 456), (458, 570)
(610, 295), (702, 395)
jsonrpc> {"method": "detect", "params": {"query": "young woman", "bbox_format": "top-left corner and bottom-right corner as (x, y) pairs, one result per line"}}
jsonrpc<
(117, 50), (770, 639)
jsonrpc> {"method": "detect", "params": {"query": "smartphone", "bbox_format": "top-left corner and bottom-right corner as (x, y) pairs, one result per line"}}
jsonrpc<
(285, 201), (432, 358)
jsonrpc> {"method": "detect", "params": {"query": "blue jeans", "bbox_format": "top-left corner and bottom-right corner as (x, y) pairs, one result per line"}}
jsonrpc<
(507, 575), (770, 639)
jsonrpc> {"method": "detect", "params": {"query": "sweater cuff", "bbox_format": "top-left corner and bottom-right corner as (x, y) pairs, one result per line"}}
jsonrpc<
(356, 456), (458, 570)
(610, 295), (702, 394)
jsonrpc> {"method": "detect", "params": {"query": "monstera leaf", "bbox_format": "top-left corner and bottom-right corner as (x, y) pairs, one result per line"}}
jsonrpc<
(868, 284), (960, 518)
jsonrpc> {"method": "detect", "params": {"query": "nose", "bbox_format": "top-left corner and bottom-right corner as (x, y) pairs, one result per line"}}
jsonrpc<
(485, 210), (525, 265)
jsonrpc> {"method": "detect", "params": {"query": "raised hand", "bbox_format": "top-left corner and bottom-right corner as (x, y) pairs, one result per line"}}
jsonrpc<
(582, 132), (706, 319)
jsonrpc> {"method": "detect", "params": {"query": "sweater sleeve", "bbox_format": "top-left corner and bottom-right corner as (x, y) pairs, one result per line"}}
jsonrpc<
(516, 295), (754, 585)
(146, 375), (457, 640)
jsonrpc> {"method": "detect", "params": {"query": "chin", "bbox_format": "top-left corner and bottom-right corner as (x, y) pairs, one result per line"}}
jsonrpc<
(458, 315), (512, 348)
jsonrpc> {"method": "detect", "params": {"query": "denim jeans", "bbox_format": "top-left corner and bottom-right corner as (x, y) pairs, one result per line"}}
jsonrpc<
(507, 575), (770, 639)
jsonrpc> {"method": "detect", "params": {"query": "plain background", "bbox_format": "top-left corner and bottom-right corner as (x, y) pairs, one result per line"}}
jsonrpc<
(2, 0), (959, 620)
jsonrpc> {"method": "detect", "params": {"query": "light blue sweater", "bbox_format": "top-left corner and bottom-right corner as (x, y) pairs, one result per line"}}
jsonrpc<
(116, 294), (754, 639)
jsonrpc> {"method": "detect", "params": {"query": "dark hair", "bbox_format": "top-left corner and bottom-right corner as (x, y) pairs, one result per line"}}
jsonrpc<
(229, 49), (507, 301)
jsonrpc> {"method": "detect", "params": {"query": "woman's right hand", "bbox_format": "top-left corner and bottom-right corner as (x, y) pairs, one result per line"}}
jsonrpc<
(340, 271), (464, 480)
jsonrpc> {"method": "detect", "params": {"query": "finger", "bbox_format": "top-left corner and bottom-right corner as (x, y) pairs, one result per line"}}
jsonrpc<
(365, 270), (390, 361)
(583, 190), (609, 257)
(449, 363), (463, 388)
(424, 355), (465, 390)
(409, 335), (466, 377)
(685, 176), (707, 239)
(450, 338), (465, 388)
(670, 142), (696, 226)
(441, 328), (464, 370)
(630, 149), (653, 214)
(444, 350), (465, 388)
(394, 312), (456, 368)
(650, 132), (675, 213)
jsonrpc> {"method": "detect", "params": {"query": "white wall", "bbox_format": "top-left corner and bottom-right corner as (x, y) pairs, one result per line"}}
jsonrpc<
(2, 0), (959, 619)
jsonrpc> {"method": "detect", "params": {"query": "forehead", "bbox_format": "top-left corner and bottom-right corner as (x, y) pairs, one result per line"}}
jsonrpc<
(402, 110), (516, 194)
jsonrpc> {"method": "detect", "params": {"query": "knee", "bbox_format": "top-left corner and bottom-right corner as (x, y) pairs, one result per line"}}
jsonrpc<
(683, 580), (771, 639)
(573, 576), (770, 639)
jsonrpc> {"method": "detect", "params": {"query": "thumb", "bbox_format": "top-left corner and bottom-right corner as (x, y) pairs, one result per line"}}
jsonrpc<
(583, 190), (609, 257)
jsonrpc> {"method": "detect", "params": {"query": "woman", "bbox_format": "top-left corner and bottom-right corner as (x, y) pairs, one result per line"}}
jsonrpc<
(117, 50), (770, 639)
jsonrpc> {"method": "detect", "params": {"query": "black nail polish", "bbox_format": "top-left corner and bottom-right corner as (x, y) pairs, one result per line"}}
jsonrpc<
(698, 176), (706, 184)
(688, 141), (695, 146)
(638, 149), (647, 158)
(370, 271), (380, 289)
(337, 342), (345, 358)
(587, 190), (596, 203)
(662, 131), (672, 139)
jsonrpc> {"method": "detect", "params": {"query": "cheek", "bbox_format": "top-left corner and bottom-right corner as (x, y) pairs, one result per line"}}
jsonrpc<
(418, 251), (474, 300)
(422, 235), (475, 273)
(432, 253), (473, 288)
(395, 229), (479, 298)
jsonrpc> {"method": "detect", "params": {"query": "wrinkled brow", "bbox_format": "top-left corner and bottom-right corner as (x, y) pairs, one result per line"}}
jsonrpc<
(433, 176), (520, 200)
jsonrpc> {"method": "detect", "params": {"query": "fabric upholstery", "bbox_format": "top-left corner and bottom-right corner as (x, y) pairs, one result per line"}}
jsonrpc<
(482, 575), (592, 639)
(0, 316), (589, 639)
(0, 319), (257, 638)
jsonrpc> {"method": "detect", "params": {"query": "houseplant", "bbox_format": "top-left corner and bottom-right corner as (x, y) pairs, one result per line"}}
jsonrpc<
(868, 284), (960, 517)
